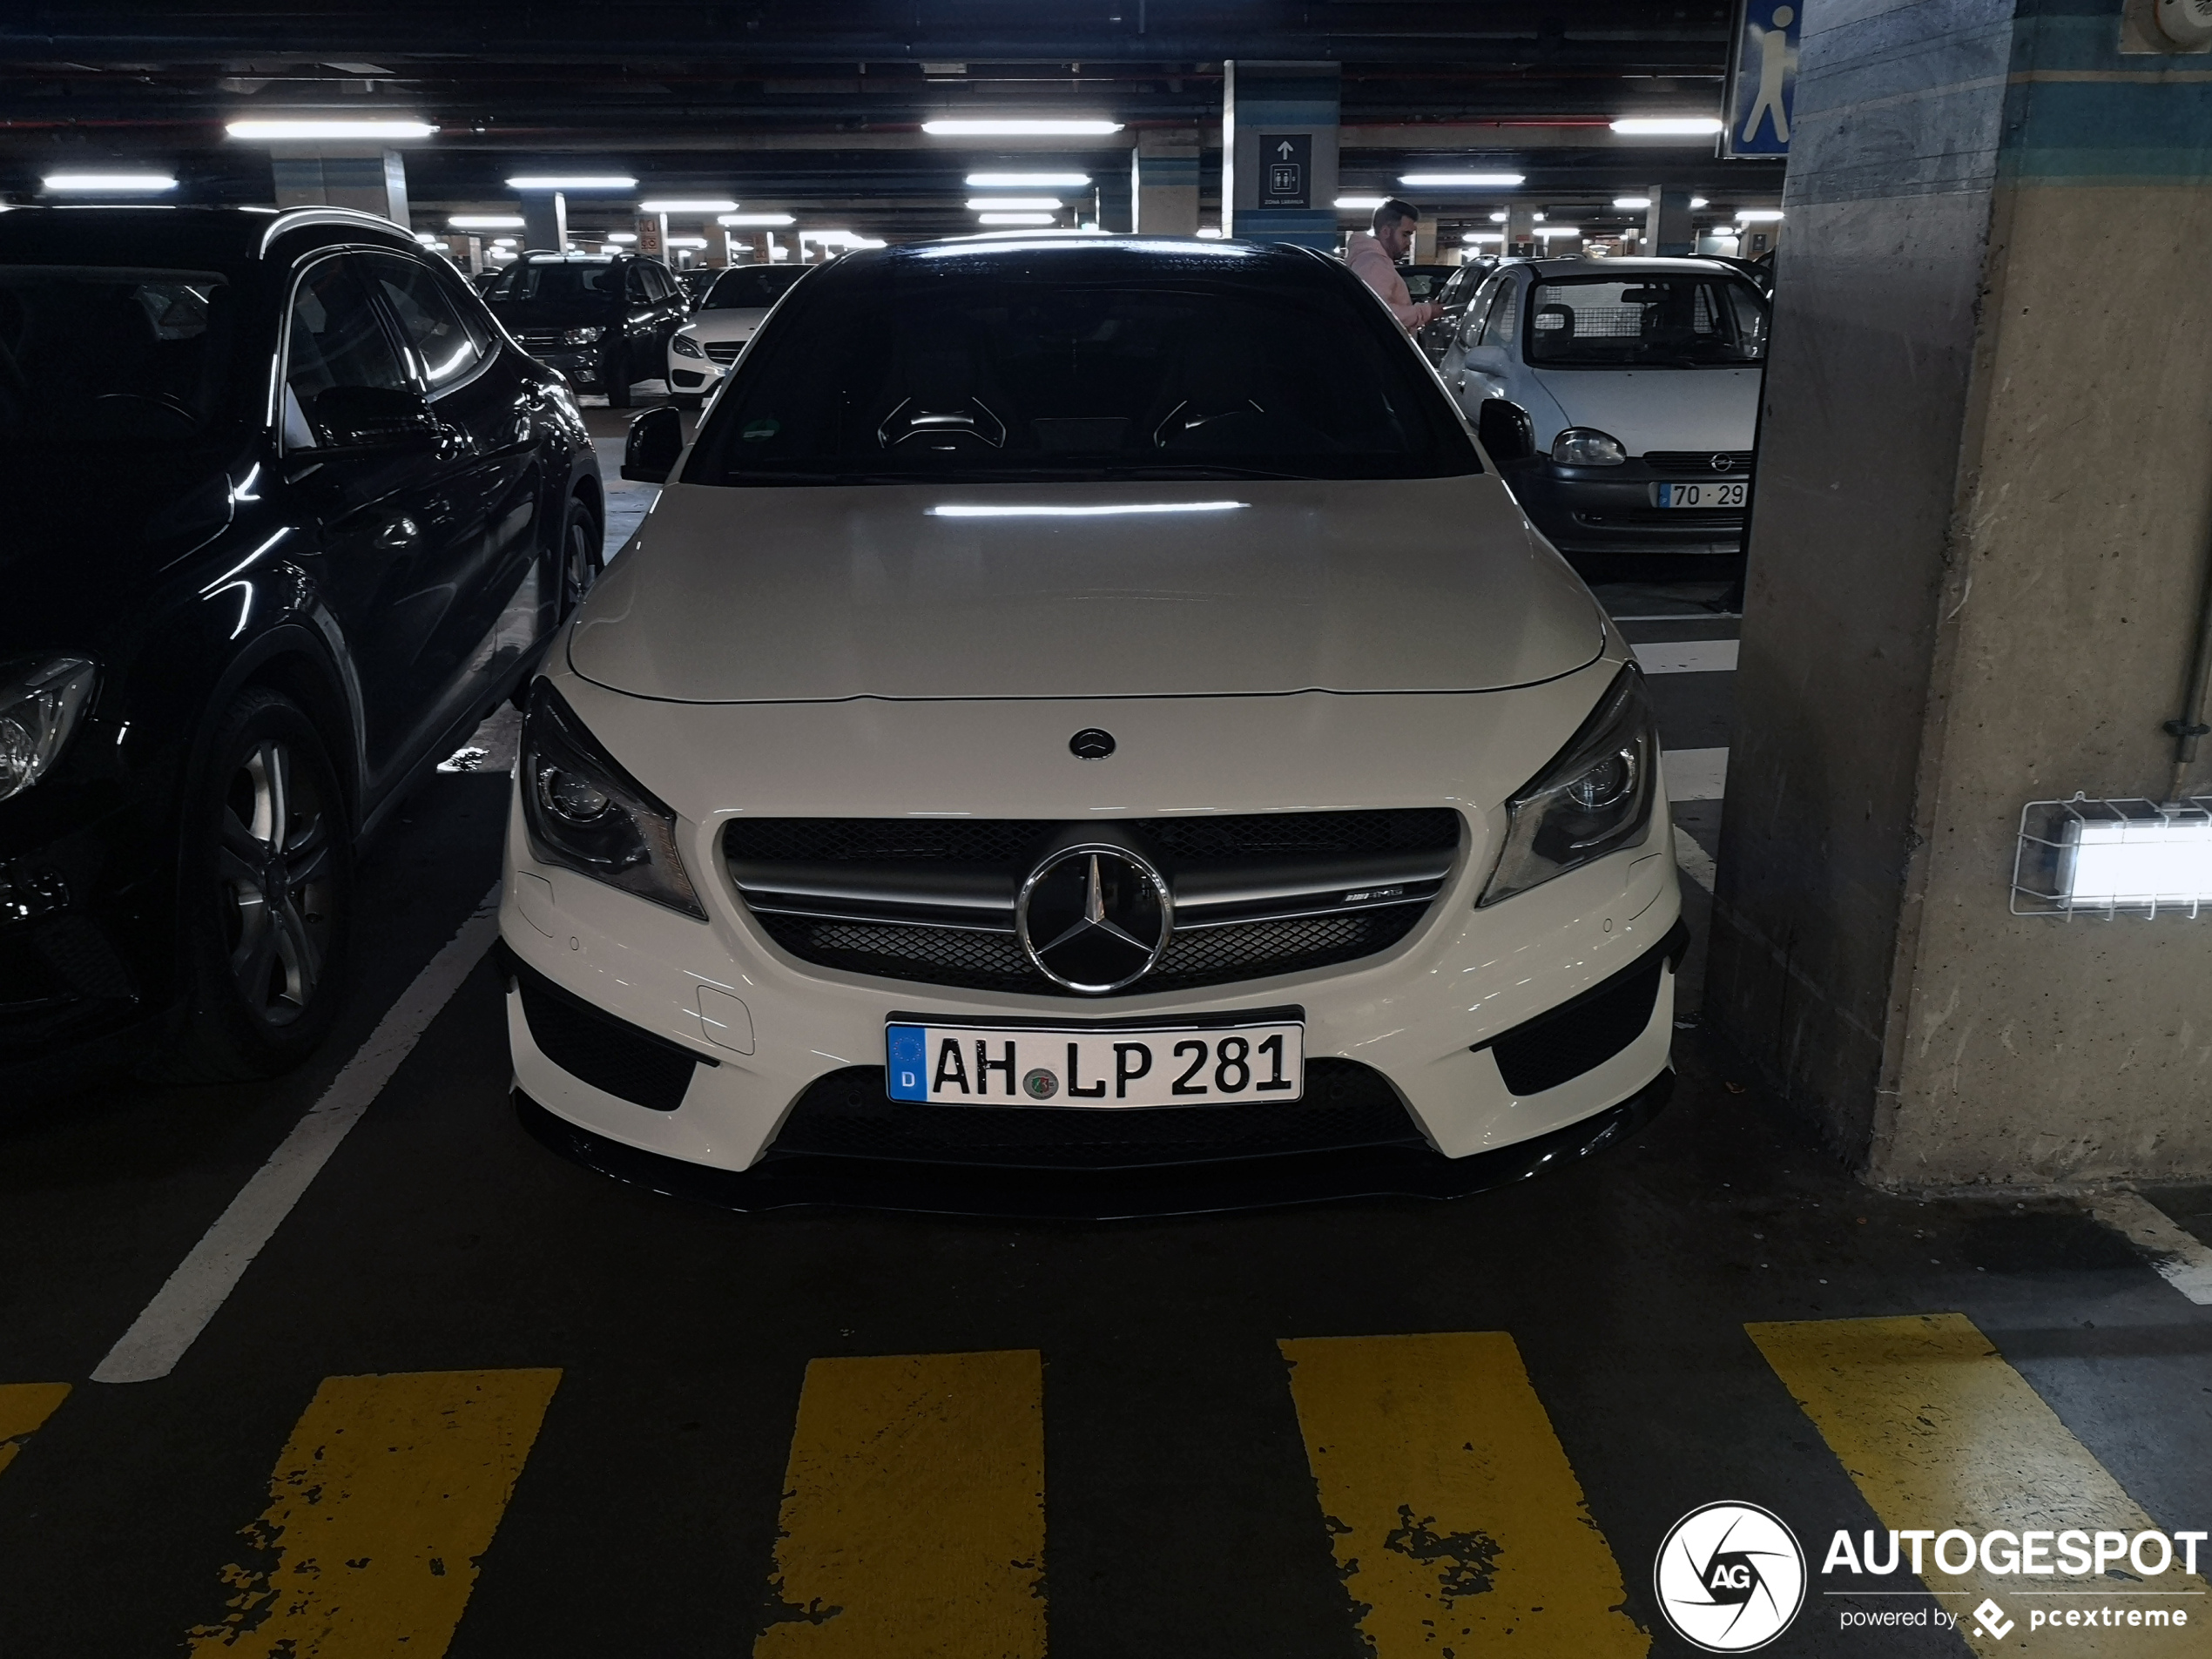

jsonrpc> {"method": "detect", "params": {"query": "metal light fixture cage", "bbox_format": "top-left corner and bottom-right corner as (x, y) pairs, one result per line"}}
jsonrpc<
(2013, 794), (2212, 919)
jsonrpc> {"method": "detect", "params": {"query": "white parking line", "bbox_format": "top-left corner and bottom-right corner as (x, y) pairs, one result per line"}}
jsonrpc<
(1665, 747), (1729, 802)
(91, 886), (504, 1385)
(2082, 1190), (2212, 1305)
(1632, 638), (1739, 675)
(1673, 826), (1716, 893)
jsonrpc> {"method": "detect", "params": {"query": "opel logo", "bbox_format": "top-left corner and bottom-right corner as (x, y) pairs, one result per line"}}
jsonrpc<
(1016, 845), (1172, 994)
(1710, 453), (1736, 473)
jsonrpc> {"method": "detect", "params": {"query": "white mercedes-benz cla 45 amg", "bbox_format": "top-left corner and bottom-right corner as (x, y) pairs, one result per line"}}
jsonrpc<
(498, 234), (1683, 1213)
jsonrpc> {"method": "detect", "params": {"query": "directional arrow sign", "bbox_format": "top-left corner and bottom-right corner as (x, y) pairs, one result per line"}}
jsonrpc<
(1258, 133), (1312, 208)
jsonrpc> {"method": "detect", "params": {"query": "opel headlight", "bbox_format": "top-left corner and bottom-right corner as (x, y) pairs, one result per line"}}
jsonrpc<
(0, 656), (98, 804)
(561, 325), (605, 346)
(670, 333), (705, 359)
(1480, 665), (1658, 906)
(519, 680), (705, 919)
(1550, 427), (1628, 466)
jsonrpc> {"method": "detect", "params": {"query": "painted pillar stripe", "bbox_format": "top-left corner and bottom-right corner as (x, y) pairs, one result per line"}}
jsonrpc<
(755, 1350), (1045, 1659)
(1279, 1332), (1648, 1657)
(185, 1367), (562, 1658)
(1748, 1313), (2209, 1656)
(0, 1382), (71, 1477)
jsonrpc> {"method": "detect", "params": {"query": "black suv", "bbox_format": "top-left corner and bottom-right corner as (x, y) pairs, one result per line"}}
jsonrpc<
(480, 250), (688, 407)
(0, 206), (603, 1091)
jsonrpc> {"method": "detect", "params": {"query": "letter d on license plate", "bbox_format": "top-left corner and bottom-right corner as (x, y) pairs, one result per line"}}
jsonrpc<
(886, 1018), (1304, 1109)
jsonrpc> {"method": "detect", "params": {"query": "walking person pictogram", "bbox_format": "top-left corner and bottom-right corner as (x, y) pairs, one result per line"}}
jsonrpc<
(1742, 5), (1793, 146)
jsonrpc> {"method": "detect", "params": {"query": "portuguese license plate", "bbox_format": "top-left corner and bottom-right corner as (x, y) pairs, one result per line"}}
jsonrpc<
(886, 1017), (1305, 1108)
(1653, 478), (1749, 509)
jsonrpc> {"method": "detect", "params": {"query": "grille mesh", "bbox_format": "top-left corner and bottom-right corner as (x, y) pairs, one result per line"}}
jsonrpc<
(1642, 450), (1756, 475)
(1487, 954), (1663, 1096)
(519, 970), (698, 1111)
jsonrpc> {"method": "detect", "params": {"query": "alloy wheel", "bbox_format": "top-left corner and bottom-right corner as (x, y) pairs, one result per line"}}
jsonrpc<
(216, 737), (336, 1027)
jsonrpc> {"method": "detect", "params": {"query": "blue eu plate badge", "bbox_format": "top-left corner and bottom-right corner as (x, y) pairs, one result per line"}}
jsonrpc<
(887, 1024), (929, 1101)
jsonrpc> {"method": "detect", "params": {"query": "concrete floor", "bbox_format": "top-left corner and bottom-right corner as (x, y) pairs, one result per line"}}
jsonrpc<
(3, 480), (2207, 1656)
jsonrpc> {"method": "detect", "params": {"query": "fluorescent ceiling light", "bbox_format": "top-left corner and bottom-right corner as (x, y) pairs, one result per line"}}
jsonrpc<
(226, 118), (435, 140)
(1464, 232), (1503, 243)
(1691, 197), (1710, 208)
(41, 172), (178, 192)
(977, 212), (1055, 226)
(639, 199), (738, 214)
(967, 196), (1061, 211)
(1536, 226), (1582, 238)
(491, 237), (517, 247)
(922, 118), (1123, 136)
(505, 174), (636, 191)
(966, 171), (1091, 187)
(604, 232), (637, 243)
(1488, 211), (1508, 223)
(927, 501), (1245, 518)
(718, 212), (795, 226)
(1613, 196), (1652, 209)
(1399, 172), (1525, 188)
(1737, 208), (1784, 223)
(1612, 116), (1725, 136)
(666, 236), (708, 247)
(448, 214), (524, 229)
(1194, 226), (1226, 239)
(1334, 195), (1386, 210)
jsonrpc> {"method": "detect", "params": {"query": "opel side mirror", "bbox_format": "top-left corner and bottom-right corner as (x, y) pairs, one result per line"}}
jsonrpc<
(622, 405), (684, 483)
(1477, 399), (1536, 464)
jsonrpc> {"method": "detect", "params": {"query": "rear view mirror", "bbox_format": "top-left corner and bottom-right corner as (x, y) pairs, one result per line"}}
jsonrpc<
(1477, 399), (1536, 464)
(622, 406), (684, 483)
(307, 385), (437, 452)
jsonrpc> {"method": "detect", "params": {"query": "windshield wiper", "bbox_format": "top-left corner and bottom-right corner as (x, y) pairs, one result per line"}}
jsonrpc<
(1106, 462), (1306, 481)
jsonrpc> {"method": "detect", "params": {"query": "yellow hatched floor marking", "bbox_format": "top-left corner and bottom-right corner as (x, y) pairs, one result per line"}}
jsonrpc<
(1748, 1313), (2209, 1656)
(755, 1349), (1044, 1659)
(0, 1382), (71, 1476)
(185, 1367), (561, 1657)
(1279, 1332), (1648, 1656)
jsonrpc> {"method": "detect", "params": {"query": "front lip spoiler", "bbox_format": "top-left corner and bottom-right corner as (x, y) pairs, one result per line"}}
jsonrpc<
(512, 1068), (1673, 1221)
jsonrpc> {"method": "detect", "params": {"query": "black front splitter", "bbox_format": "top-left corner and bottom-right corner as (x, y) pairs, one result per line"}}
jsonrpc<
(514, 1069), (1672, 1222)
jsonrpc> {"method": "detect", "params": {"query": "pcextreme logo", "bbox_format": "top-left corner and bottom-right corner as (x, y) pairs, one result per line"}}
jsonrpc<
(1654, 1501), (1809, 1652)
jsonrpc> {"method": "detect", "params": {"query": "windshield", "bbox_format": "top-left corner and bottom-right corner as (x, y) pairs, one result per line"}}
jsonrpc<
(0, 266), (233, 444)
(704, 266), (806, 309)
(486, 259), (619, 302)
(686, 254), (1480, 484)
(1524, 274), (1768, 368)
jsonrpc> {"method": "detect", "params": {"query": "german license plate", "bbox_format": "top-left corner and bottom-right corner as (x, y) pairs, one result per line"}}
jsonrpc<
(886, 1017), (1305, 1108)
(1653, 479), (1749, 509)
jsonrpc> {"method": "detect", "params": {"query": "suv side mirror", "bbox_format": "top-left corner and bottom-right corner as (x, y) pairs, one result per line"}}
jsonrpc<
(1476, 399), (1536, 464)
(622, 405), (685, 483)
(307, 385), (438, 453)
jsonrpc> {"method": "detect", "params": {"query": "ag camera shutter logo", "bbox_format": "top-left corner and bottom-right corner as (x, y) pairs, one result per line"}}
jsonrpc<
(1655, 1501), (1807, 1651)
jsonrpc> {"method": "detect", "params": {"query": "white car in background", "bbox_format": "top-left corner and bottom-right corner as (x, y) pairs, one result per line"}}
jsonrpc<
(502, 236), (1683, 1213)
(1436, 256), (1768, 560)
(664, 263), (809, 409)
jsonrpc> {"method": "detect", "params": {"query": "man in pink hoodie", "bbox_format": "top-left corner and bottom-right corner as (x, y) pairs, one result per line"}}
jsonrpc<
(1345, 199), (1441, 334)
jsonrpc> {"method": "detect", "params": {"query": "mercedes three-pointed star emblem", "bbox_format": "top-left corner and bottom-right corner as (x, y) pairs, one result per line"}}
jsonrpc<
(1015, 844), (1173, 994)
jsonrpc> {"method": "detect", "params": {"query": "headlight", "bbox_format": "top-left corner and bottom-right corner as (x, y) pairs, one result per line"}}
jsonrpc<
(519, 680), (705, 919)
(1550, 427), (1628, 466)
(560, 325), (605, 346)
(0, 656), (98, 804)
(670, 333), (705, 359)
(1479, 664), (1658, 907)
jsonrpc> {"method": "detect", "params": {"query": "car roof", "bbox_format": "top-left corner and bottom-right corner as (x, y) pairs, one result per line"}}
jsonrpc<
(0, 204), (419, 273)
(1513, 255), (1749, 279)
(838, 233), (1332, 280)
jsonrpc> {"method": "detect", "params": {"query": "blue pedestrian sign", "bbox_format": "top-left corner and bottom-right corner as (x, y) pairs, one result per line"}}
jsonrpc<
(1723, 0), (1798, 158)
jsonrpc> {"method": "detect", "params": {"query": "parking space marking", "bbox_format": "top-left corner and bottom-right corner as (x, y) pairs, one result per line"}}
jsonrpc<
(755, 1350), (1045, 1658)
(2081, 1191), (2212, 1305)
(1633, 638), (1740, 676)
(185, 1367), (561, 1657)
(0, 1383), (71, 1477)
(1748, 1313), (2209, 1656)
(1279, 1332), (1647, 1657)
(93, 887), (502, 1386)
(1673, 825), (1716, 892)
(1665, 746), (1729, 802)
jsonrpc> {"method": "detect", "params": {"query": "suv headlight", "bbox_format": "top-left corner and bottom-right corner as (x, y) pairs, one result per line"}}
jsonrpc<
(1480, 664), (1658, 907)
(1550, 427), (1628, 466)
(519, 680), (705, 919)
(670, 333), (705, 358)
(0, 656), (98, 804)
(560, 325), (605, 346)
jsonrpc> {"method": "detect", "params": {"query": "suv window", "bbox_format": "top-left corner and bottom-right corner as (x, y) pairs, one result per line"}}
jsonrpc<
(486, 258), (619, 301)
(283, 257), (409, 447)
(0, 265), (233, 444)
(363, 252), (481, 389)
(624, 263), (652, 303)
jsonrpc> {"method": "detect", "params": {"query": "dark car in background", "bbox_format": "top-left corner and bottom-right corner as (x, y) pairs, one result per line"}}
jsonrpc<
(1416, 261), (1494, 363)
(0, 206), (603, 1093)
(481, 249), (689, 407)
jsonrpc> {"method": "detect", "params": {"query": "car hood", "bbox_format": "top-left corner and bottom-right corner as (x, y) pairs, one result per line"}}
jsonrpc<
(485, 296), (617, 331)
(1527, 366), (1761, 455)
(569, 475), (1606, 703)
(683, 308), (770, 341)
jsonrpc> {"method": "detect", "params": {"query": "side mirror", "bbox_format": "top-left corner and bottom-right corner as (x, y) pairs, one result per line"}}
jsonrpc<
(621, 405), (685, 483)
(1476, 399), (1536, 464)
(306, 385), (438, 452)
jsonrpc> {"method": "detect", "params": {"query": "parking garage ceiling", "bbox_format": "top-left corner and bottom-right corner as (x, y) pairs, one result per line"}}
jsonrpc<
(2, 3), (1784, 240)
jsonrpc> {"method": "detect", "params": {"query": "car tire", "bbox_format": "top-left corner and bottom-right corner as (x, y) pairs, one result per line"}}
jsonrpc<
(604, 347), (633, 408)
(171, 690), (354, 1082)
(559, 495), (604, 617)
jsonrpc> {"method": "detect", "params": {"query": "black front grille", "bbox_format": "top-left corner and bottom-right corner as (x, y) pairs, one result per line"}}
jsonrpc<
(771, 1058), (1425, 1169)
(1484, 949), (1665, 1096)
(516, 964), (705, 1112)
(1573, 509), (1745, 529)
(1642, 450), (1756, 475)
(704, 341), (743, 362)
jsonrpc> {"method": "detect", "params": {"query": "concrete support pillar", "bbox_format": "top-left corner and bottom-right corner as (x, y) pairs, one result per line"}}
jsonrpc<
(1709, 0), (2212, 1187)
(1222, 61), (1339, 247)
(1131, 127), (1201, 236)
(1413, 214), (1438, 262)
(1646, 187), (1694, 256)
(453, 234), (482, 274)
(270, 147), (411, 229)
(520, 192), (566, 253)
(1505, 205), (1538, 259)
